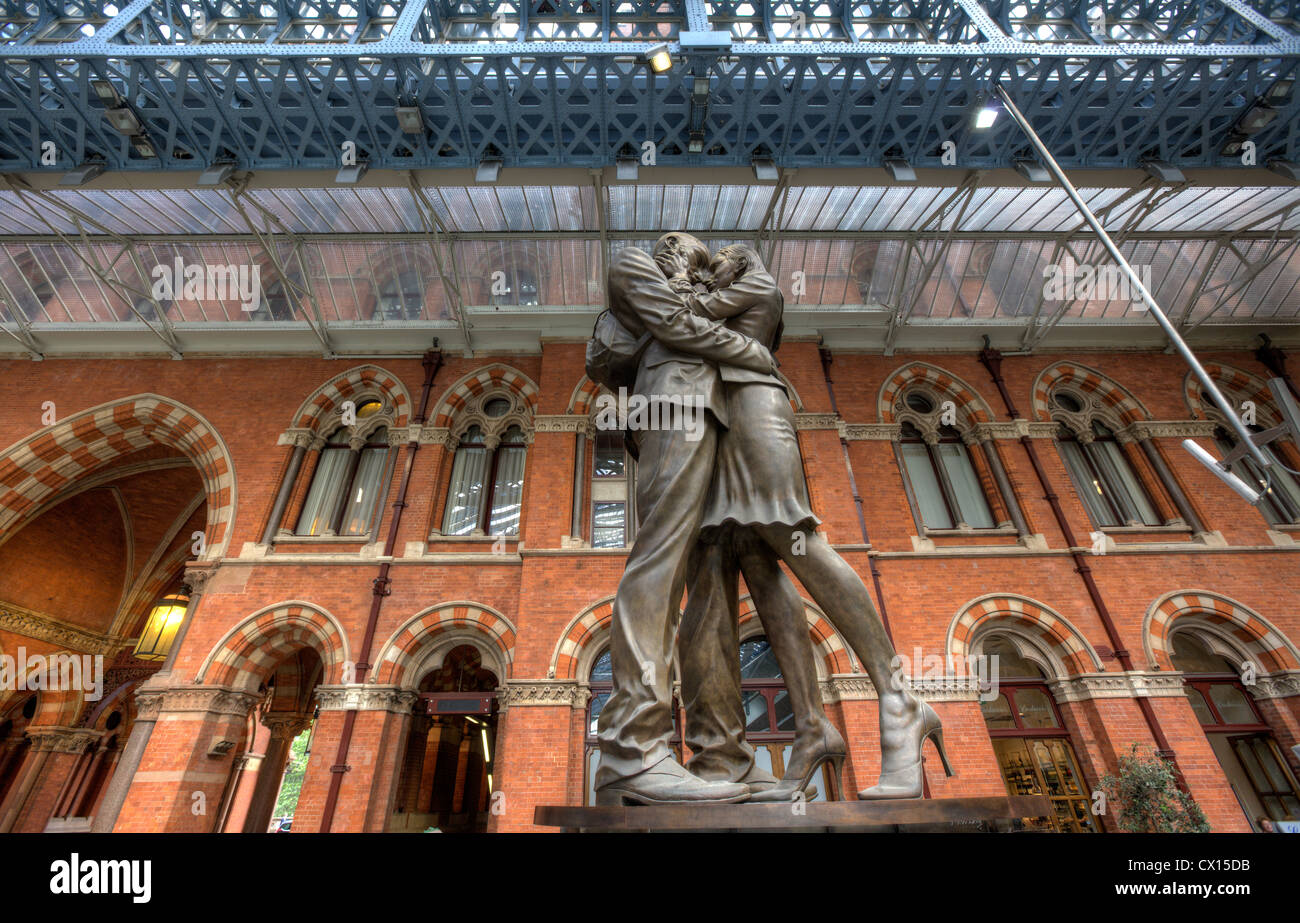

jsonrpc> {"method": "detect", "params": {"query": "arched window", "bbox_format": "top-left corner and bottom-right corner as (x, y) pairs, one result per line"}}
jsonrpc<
(490, 266), (540, 306)
(295, 399), (392, 536)
(1204, 386), (1300, 526)
(591, 430), (636, 547)
(738, 636), (831, 800)
(1171, 632), (1300, 829)
(441, 393), (531, 536)
(375, 269), (424, 321)
(895, 390), (997, 530)
(1051, 389), (1160, 527)
(583, 648), (614, 806)
(976, 635), (1098, 832)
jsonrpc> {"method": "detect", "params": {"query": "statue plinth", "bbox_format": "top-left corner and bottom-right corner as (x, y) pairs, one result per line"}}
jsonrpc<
(534, 795), (1053, 832)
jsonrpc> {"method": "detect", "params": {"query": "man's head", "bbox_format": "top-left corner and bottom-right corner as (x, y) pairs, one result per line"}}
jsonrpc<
(652, 233), (710, 279)
(706, 244), (763, 291)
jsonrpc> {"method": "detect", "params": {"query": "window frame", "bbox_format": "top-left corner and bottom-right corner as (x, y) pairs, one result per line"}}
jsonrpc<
(439, 395), (532, 538)
(294, 419), (394, 537)
(1051, 389), (1162, 528)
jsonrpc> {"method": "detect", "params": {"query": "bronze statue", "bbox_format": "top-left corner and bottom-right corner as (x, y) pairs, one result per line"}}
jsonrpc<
(594, 235), (952, 806)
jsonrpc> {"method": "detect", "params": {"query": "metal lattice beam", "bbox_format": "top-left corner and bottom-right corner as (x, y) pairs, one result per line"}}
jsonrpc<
(0, 1), (1296, 175)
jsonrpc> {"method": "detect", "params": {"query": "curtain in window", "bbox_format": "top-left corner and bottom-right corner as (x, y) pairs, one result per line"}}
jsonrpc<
(296, 445), (350, 535)
(935, 443), (995, 528)
(1058, 440), (1116, 527)
(443, 446), (488, 535)
(900, 442), (952, 529)
(488, 445), (527, 535)
(1232, 444), (1300, 524)
(1090, 439), (1159, 525)
(340, 439), (389, 535)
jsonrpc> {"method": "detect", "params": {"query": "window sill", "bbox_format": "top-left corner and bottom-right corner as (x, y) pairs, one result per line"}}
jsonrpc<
(1270, 522), (1300, 532)
(275, 531), (376, 544)
(427, 532), (520, 543)
(923, 524), (1018, 538)
(1098, 522), (1191, 535)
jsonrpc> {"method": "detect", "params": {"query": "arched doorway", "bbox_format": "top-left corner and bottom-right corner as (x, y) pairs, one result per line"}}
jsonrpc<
(1171, 632), (1300, 831)
(976, 636), (1099, 833)
(391, 645), (499, 832)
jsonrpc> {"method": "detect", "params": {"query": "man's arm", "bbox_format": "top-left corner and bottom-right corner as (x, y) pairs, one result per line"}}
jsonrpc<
(678, 270), (778, 321)
(607, 248), (774, 374)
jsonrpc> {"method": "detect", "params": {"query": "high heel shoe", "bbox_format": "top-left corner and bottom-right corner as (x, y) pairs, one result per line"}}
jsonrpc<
(857, 701), (953, 800)
(749, 721), (847, 803)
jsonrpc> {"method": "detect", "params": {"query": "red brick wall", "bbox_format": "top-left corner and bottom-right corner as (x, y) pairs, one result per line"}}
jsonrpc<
(2, 342), (1298, 834)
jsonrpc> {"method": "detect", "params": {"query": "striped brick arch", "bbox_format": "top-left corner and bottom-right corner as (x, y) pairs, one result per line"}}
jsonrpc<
(947, 594), (1102, 677)
(292, 365), (412, 431)
(1184, 364), (1282, 427)
(196, 602), (349, 692)
(877, 363), (994, 424)
(550, 595), (851, 681)
(0, 394), (236, 560)
(374, 602), (516, 687)
(430, 365), (540, 429)
(1030, 362), (1150, 424)
(1144, 591), (1300, 674)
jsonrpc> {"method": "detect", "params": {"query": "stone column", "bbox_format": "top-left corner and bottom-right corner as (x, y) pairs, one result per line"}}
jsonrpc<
(292, 684), (416, 833)
(262, 430), (312, 544)
(92, 566), (213, 833)
(1, 726), (100, 832)
(243, 713), (311, 832)
(111, 685), (261, 833)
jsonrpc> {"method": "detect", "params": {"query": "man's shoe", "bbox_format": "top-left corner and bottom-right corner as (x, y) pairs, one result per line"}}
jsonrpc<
(595, 758), (750, 806)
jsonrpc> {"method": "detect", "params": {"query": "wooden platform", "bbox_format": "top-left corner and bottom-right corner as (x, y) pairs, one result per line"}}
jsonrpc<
(534, 795), (1052, 832)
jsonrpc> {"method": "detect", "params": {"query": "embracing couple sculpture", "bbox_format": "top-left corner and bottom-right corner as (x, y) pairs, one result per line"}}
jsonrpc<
(589, 232), (953, 806)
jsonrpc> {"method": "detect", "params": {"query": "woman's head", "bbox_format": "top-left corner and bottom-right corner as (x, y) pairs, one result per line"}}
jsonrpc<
(707, 245), (764, 291)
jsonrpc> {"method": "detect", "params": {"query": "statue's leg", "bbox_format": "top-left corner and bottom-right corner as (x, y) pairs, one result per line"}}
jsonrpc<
(750, 523), (925, 778)
(594, 422), (718, 789)
(679, 538), (753, 782)
(735, 536), (826, 743)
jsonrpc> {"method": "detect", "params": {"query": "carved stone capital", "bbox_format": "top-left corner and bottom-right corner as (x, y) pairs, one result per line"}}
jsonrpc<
(1122, 420), (1221, 441)
(261, 712), (313, 740)
(794, 413), (841, 431)
(417, 425), (452, 447)
(1048, 671), (1189, 703)
(534, 414), (591, 434)
(314, 684), (418, 713)
(279, 427), (316, 449)
(160, 686), (261, 717)
(0, 601), (119, 656)
(26, 726), (103, 753)
(181, 563), (216, 596)
(819, 674), (877, 701)
(1250, 670), (1300, 700)
(133, 687), (166, 721)
(840, 422), (902, 441)
(498, 680), (584, 709)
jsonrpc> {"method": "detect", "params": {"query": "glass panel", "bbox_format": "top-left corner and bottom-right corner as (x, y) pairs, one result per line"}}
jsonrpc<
(980, 692), (1016, 729)
(590, 651), (613, 683)
(592, 502), (626, 548)
(1058, 438), (1118, 526)
(488, 445), (526, 535)
(587, 692), (609, 735)
(752, 744), (775, 778)
(742, 691), (770, 733)
(1014, 688), (1060, 729)
(1207, 684), (1259, 725)
(1186, 687), (1216, 725)
(773, 691), (795, 732)
(442, 446), (487, 535)
(593, 432), (626, 477)
(339, 443), (387, 536)
(1090, 438), (1160, 525)
(739, 639), (782, 679)
(1170, 634), (1238, 674)
(295, 446), (350, 535)
(935, 442), (995, 528)
(980, 637), (1046, 679)
(900, 442), (953, 529)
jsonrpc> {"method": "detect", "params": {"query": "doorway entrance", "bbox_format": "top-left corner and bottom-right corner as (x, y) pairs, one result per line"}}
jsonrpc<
(391, 645), (498, 833)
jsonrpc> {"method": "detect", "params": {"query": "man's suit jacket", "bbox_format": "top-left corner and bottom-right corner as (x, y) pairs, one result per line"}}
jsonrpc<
(606, 247), (773, 431)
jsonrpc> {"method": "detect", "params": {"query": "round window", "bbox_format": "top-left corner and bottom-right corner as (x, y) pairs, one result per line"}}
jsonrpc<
(1052, 391), (1083, 413)
(905, 392), (935, 414)
(355, 399), (383, 419)
(484, 398), (511, 418)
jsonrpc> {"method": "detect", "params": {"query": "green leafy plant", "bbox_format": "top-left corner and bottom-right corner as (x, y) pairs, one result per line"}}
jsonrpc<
(1100, 744), (1210, 833)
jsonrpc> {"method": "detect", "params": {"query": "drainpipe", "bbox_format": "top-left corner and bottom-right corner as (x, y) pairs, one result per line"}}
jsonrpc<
(818, 347), (892, 641)
(977, 344), (1186, 788)
(319, 347), (443, 832)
